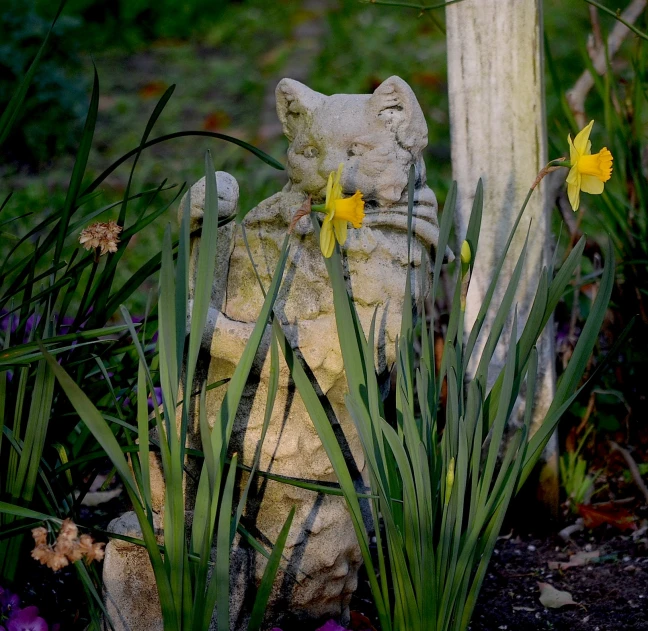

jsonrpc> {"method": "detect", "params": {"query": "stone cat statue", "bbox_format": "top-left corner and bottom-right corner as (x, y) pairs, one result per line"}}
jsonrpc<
(103, 76), (450, 631)
(183, 76), (450, 628)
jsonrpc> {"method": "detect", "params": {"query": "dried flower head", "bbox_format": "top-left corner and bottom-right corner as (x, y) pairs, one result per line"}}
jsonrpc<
(31, 544), (51, 563)
(90, 542), (106, 562)
(79, 534), (105, 562)
(58, 518), (78, 541)
(46, 551), (69, 572)
(30, 520), (105, 571)
(78, 221), (122, 256)
(54, 537), (75, 558)
(31, 527), (48, 546)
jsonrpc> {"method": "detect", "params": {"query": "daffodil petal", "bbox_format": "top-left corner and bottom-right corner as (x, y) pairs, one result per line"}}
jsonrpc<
(325, 172), (334, 212)
(332, 163), (344, 200)
(567, 178), (581, 212)
(320, 220), (335, 258)
(566, 164), (580, 185)
(568, 135), (580, 163)
(573, 120), (594, 155)
(333, 218), (347, 246)
(580, 174), (604, 195)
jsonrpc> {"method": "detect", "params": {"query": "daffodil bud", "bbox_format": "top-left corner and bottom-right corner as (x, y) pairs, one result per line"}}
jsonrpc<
(445, 457), (455, 505)
(460, 241), (471, 278)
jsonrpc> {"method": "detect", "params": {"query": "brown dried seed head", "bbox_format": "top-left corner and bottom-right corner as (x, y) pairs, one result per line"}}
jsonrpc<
(78, 534), (94, 555)
(31, 526), (48, 546)
(31, 544), (53, 564)
(78, 534), (105, 562)
(78, 221), (122, 256)
(66, 544), (85, 563)
(54, 537), (75, 558)
(59, 518), (78, 541)
(46, 552), (69, 572)
(89, 542), (106, 562)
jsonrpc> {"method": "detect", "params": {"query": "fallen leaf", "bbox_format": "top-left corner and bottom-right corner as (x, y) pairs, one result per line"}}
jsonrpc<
(577, 502), (636, 531)
(538, 582), (577, 608)
(548, 549), (600, 570)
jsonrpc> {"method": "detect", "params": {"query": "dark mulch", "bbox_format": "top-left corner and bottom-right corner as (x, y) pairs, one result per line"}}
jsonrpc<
(350, 527), (648, 631)
(470, 530), (648, 631)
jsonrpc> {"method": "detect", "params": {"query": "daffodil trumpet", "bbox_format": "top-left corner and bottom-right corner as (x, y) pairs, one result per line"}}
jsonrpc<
(317, 163), (366, 258)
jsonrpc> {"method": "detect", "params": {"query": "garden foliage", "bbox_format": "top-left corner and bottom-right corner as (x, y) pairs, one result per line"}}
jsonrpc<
(0, 2), (628, 630)
(0, 5), (286, 628)
(271, 171), (614, 631)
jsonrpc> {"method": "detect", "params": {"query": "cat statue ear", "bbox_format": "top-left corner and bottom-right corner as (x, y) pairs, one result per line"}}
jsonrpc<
(370, 76), (428, 154)
(276, 78), (324, 141)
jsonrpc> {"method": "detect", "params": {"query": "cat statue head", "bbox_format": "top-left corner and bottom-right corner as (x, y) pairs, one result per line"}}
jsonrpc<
(276, 75), (447, 255)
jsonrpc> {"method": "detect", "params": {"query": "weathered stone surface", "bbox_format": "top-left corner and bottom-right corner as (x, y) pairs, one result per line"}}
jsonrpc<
(103, 512), (162, 631)
(103, 76), (448, 629)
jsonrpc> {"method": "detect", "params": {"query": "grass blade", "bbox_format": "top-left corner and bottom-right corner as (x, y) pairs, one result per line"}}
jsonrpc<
(54, 65), (99, 267)
(248, 507), (296, 631)
(0, 0), (66, 147)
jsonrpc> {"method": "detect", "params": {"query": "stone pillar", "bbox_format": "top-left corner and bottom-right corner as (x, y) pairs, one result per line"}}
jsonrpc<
(445, 0), (558, 507)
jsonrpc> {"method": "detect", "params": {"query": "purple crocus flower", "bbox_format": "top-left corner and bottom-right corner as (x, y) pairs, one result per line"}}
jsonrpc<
(23, 314), (42, 337)
(0, 588), (20, 617)
(5, 606), (48, 631)
(57, 315), (76, 335)
(148, 386), (163, 412)
(316, 622), (348, 631)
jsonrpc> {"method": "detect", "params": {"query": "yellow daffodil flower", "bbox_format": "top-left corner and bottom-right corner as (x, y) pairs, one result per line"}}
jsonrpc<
(319, 163), (365, 258)
(566, 120), (613, 211)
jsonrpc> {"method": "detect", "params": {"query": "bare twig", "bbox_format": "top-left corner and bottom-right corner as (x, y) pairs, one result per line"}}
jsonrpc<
(568, 0), (647, 126)
(558, 519), (584, 540)
(584, 0), (648, 42)
(610, 441), (648, 505)
(589, 4), (604, 52)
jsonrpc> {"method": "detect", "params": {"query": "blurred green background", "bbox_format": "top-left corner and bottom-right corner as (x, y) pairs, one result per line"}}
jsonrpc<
(0, 0), (615, 254)
(0, 0), (611, 243)
(1, 0), (646, 481)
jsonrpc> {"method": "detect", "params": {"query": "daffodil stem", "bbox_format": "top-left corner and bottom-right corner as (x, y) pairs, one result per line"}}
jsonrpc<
(550, 158), (572, 168)
(311, 204), (328, 213)
(518, 189), (535, 225)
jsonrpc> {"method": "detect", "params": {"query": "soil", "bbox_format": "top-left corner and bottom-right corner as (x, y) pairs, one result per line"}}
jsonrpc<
(470, 530), (648, 631)
(348, 527), (648, 631)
